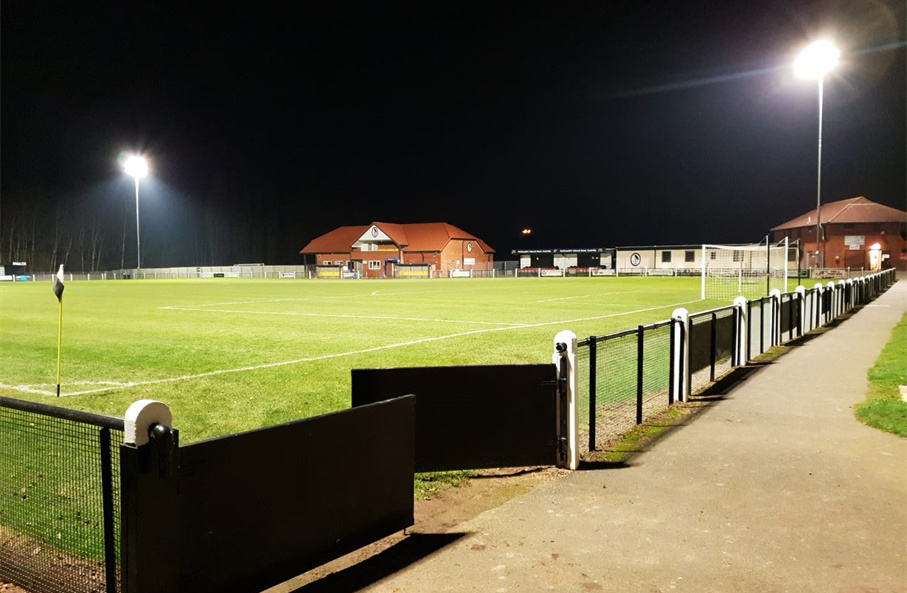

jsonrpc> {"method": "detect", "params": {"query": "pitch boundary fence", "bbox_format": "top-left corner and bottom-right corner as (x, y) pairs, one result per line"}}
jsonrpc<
(569, 269), (896, 455)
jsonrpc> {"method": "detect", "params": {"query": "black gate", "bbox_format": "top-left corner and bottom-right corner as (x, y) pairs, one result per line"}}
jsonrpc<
(352, 364), (558, 471)
(121, 396), (416, 593)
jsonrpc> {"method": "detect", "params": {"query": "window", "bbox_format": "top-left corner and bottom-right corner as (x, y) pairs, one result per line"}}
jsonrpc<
(685, 250), (695, 263)
(732, 250), (743, 262)
(322, 260), (331, 266)
(710, 252), (717, 260)
(368, 260), (381, 270)
(661, 251), (671, 263)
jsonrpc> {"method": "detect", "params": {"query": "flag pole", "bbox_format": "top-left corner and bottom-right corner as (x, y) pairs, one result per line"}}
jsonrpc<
(53, 264), (66, 397)
(56, 295), (63, 397)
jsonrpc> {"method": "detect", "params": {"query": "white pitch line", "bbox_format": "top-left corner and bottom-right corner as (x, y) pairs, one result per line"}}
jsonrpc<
(161, 306), (524, 326)
(536, 289), (646, 303)
(4, 298), (701, 398)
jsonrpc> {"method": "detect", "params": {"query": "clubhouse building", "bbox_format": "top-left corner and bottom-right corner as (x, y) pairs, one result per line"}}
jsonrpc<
(770, 196), (906, 271)
(300, 222), (494, 278)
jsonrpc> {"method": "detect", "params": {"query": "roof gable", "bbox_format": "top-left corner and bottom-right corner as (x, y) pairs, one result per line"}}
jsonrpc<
(772, 196), (906, 231)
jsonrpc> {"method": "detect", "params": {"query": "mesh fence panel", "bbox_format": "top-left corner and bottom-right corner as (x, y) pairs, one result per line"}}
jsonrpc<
(575, 344), (592, 455)
(712, 309), (734, 380)
(641, 324), (672, 423)
(689, 315), (712, 394)
(576, 332), (639, 453)
(689, 308), (735, 394)
(0, 405), (121, 593)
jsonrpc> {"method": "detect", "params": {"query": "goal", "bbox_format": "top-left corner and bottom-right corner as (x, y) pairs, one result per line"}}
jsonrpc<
(701, 238), (788, 300)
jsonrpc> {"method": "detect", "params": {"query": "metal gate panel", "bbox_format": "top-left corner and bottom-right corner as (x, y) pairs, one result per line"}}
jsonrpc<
(121, 396), (415, 593)
(352, 365), (557, 472)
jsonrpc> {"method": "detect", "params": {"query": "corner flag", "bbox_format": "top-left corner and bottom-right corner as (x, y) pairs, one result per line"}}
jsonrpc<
(53, 264), (65, 301)
(53, 265), (65, 396)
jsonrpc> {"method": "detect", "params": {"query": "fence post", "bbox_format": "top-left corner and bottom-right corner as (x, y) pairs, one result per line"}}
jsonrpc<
(826, 281), (836, 320)
(813, 283), (824, 327)
(636, 325), (644, 424)
(733, 296), (747, 365)
(552, 331), (578, 470)
(671, 308), (689, 403)
(769, 289), (781, 347)
(795, 286), (806, 336)
(588, 336), (597, 452)
(121, 400), (180, 593)
(668, 322), (675, 405)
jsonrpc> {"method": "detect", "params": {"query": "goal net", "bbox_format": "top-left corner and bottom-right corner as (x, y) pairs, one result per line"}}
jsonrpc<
(701, 238), (788, 300)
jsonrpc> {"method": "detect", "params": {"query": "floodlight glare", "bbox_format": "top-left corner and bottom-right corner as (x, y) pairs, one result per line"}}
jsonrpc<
(121, 153), (149, 269)
(123, 155), (149, 178)
(794, 40), (840, 80)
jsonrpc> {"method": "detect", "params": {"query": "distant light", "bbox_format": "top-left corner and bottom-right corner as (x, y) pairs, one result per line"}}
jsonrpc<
(123, 154), (149, 178)
(870, 243), (881, 250)
(521, 228), (532, 235)
(794, 40), (840, 80)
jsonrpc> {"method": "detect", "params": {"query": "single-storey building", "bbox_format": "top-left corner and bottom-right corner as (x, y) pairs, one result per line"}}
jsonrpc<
(300, 222), (494, 278)
(770, 196), (906, 271)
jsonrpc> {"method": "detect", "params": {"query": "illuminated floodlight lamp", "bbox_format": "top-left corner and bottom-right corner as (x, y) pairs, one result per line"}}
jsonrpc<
(794, 40), (840, 80)
(521, 228), (532, 235)
(123, 154), (149, 178)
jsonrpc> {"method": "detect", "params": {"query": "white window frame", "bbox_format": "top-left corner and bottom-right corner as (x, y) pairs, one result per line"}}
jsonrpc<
(368, 260), (381, 270)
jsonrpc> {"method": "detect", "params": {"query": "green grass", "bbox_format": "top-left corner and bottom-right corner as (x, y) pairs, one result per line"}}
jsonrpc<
(1, 277), (735, 442)
(855, 311), (907, 437)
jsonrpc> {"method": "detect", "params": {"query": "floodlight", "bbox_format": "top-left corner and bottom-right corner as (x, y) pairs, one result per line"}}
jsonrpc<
(123, 155), (149, 178)
(794, 40), (840, 80)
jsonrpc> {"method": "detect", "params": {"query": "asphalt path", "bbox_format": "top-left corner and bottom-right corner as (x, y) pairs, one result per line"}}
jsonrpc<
(359, 280), (907, 593)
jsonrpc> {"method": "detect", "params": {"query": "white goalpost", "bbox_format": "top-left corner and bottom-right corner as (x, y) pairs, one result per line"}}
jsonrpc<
(701, 237), (788, 300)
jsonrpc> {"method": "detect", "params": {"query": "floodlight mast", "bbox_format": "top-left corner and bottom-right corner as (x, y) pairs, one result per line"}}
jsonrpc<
(795, 40), (839, 270)
(123, 155), (149, 269)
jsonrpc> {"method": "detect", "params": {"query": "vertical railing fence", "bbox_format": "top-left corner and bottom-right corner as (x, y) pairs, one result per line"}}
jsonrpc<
(574, 268), (896, 455)
(575, 320), (676, 454)
(0, 397), (123, 593)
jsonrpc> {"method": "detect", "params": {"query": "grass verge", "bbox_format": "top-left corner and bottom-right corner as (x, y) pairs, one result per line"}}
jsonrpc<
(854, 311), (907, 437)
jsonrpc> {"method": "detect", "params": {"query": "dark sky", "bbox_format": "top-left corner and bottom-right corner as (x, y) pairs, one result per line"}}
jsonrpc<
(2, 0), (905, 266)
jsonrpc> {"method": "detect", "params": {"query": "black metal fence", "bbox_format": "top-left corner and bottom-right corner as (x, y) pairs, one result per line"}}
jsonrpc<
(575, 320), (677, 453)
(575, 269), (897, 454)
(0, 397), (123, 593)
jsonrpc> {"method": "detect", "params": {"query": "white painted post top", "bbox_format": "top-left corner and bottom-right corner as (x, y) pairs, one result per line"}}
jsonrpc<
(124, 399), (173, 446)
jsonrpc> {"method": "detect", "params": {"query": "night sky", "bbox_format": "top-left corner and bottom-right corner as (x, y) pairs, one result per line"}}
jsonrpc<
(2, 1), (904, 268)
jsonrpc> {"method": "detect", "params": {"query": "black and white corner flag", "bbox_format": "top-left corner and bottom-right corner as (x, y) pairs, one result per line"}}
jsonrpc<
(53, 264), (65, 301)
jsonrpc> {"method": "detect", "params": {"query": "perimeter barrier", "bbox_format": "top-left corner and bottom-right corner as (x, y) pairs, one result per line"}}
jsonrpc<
(0, 398), (123, 593)
(572, 268), (896, 455)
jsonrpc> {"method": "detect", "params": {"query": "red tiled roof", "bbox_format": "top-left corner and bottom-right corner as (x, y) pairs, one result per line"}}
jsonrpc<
(771, 196), (906, 231)
(300, 222), (495, 254)
(299, 225), (369, 254)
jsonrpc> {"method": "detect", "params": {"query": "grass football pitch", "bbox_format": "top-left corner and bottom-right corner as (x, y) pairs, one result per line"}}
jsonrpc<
(2, 276), (762, 442)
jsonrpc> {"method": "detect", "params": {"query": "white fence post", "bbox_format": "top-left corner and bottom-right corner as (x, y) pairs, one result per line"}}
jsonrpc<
(553, 330), (578, 470)
(672, 308), (690, 402)
(769, 288), (781, 346)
